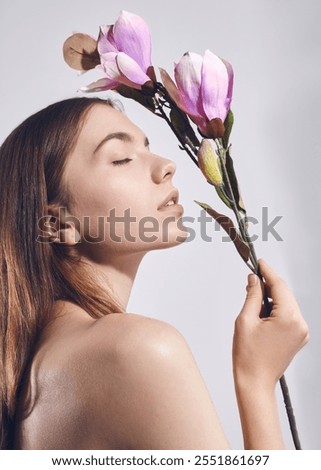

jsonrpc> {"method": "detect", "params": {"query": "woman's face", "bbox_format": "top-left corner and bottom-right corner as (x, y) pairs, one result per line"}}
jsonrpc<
(62, 104), (188, 259)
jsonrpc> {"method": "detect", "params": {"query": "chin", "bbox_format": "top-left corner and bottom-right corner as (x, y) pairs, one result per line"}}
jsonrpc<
(153, 223), (190, 250)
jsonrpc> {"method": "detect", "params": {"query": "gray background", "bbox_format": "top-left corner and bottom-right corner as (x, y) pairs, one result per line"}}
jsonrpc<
(1, 0), (320, 449)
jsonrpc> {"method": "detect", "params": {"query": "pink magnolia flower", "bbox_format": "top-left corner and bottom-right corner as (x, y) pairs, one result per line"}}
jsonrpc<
(161, 50), (234, 138)
(83, 11), (153, 92)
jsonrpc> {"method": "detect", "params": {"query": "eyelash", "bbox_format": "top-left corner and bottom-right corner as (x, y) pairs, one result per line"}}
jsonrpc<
(112, 158), (133, 166)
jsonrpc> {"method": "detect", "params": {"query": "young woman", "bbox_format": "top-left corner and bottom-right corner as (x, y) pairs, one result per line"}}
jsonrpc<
(0, 97), (308, 450)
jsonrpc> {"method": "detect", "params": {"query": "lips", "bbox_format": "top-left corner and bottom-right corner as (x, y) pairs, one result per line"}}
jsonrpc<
(158, 189), (179, 210)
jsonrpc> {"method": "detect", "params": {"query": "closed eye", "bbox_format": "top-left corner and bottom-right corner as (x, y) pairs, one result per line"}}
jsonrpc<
(112, 158), (133, 166)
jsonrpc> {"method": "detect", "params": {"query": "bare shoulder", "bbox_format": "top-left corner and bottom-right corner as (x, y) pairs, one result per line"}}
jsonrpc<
(78, 311), (229, 449)
(77, 310), (194, 384)
(19, 305), (228, 449)
(87, 311), (188, 358)
(43, 300), (186, 369)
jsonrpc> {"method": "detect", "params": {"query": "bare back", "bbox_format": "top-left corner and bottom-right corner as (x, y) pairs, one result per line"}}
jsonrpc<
(13, 301), (124, 449)
(13, 301), (229, 450)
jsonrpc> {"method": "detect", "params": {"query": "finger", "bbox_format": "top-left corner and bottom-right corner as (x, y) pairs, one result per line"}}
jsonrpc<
(257, 258), (297, 311)
(239, 273), (264, 318)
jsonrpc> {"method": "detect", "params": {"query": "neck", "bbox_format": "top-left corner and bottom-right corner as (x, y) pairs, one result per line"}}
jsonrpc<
(82, 250), (147, 311)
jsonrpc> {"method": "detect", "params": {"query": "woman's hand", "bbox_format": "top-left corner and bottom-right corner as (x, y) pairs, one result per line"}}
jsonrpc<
(232, 258), (309, 449)
(233, 258), (309, 389)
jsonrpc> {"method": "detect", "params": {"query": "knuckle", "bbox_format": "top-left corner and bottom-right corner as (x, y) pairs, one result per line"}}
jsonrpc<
(234, 314), (242, 328)
(291, 316), (309, 343)
(300, 322), (309, 343)
(235, 313), (248, 329)
(246, 291), (261, 301)
(302, 332), (309, 346)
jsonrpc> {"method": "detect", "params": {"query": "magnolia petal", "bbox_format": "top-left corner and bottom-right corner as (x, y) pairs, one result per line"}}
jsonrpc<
(195, 116), (212, 136)
(174, 52), (204, 118)
(100, 52), (142, 89)
(106, 24), (118, 49)
(113, 10), (152, 72)
(81, 77), (118, 92)
(97, 25), (117, 55)
(116, 52), (150, 86)
(201, 50), (231, 122)
(100, 52), (120, 79)
(222, 58), (234, 109)
(159, 68), (183, 108)
(189, 115), (208, 133)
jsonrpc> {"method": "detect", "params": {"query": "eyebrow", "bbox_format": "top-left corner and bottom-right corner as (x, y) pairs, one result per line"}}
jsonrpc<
(93, 132), (150, 154)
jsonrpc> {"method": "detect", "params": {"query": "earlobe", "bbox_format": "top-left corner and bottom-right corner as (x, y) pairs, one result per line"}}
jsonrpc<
(45, 204), (81, 246)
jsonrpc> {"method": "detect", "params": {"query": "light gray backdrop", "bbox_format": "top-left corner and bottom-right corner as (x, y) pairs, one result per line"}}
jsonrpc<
(1, 0), (320, 449)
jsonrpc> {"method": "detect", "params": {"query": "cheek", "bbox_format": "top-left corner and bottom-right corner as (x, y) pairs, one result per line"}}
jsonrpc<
(104, 177), (155, 219)
(66, 179), (111, 240)
(67, 172), (180, 247)
(69, 184), (152, 243)
(109, 193), (147, 216)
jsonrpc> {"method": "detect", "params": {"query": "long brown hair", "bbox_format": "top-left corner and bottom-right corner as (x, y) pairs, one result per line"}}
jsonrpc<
(0, 97), (125, 449)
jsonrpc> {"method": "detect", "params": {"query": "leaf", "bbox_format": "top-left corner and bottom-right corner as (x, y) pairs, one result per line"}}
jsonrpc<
(194, 200), (250, 262)
(224, 149), (246, 214)
(63, 33), (100, 71)
(116, 85), (156, 112)
(170, 108), (200, 148)
(220, 110), (246, 215)
(214, 185), (233, 209)
(222, 110), (234, 149)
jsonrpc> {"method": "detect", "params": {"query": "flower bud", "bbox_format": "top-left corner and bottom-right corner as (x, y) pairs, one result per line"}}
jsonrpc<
(167, 50), (234, 135)
(197, 139), (223, 186)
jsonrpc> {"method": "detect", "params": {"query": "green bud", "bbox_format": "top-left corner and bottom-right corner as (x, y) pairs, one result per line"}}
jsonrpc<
(197, 139), (223, 186)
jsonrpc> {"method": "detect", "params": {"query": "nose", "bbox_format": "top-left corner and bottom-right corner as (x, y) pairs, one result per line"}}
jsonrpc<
(152, 156), (176, 183)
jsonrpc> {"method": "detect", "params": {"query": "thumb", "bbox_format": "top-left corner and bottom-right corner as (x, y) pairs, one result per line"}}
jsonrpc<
(239, 273), (264, 318)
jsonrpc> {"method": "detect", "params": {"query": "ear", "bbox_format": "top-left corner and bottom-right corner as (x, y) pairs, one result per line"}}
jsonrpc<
(45, 204), (81, 246)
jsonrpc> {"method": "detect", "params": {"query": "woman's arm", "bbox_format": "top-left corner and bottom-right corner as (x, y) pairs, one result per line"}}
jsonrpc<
(86, 258), (308, 449)
(232, 259), (309, 449)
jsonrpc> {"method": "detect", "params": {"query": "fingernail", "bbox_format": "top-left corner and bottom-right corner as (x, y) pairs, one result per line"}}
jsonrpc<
(248, 274), (258, 286)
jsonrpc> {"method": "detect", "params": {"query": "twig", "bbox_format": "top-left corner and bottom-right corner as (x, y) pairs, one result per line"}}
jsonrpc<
(279, 375), (302, 450)
(149, 84), (302, 449)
